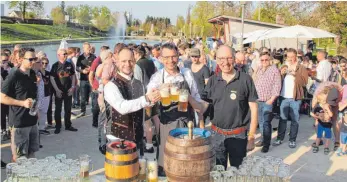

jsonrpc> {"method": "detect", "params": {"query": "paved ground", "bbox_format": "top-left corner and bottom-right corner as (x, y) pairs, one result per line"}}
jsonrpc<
(1, 107), (347, 181)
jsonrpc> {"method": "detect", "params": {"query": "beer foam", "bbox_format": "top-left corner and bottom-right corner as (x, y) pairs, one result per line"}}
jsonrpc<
(170, 87), (179, 95)
(179, 94), (188, 102)
(160, 89), (169, 97)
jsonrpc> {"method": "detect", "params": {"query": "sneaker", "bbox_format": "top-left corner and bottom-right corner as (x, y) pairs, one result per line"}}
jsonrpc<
(288, 141), (296, 148)
(324, 148), (330, 155)
(54, 128), (61, 134)
(76, 112), (86, 118)
(66, 126), (78, 132)
(255, 141), (263, 147)
(45, 124), (55, 129)
(312, 146), (319, 153)
(1, 161), (7, 169)
(272, 140), (283, 146)
(39, 130), (50, 135)
(261, 146), (269, 153)
(144, 147), (154, 153)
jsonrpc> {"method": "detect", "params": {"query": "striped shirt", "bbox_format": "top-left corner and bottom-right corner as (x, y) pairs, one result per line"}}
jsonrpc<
(254, 65), (282, 101)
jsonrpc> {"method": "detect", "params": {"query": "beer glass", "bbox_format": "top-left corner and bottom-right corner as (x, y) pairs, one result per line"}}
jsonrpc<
(147, 160), (158, 182)
(138, 158), (147, 182)
(29, 99), (38, 116)
(160, 86), (171, 107)
(79, 154), (92, 178)
(169, 84), (179, 103)
(178, 89), (189, 112)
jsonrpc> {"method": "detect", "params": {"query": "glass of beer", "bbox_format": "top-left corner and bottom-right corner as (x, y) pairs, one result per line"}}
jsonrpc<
(79, 154), (92, 178)
(178, 89), (189, 112)
(170, 84), (179, 103)
(160, 86), (171, 107)
(147, 160), (158, 182)
(139, 158), (147, 181)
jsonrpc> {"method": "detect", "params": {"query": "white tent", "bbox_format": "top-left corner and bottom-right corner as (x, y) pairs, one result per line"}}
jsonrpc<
(233, 29), (271, 39)
(244, 25), (336, 44)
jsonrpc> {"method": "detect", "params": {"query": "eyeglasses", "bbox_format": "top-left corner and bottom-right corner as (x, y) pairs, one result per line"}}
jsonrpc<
(24, 57), (38, 62)
(59, 53), (68, 56)
(261, 59), (270, 62)
(216, 57), (233, 62)
(191, 56), (200, 58)
(42, 62), (49, 65)
(162, 55), (178, 60)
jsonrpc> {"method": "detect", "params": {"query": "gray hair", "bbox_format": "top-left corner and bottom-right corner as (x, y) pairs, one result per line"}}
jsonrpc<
(216, 45), (235, 58)
(100, 49), (112, 62)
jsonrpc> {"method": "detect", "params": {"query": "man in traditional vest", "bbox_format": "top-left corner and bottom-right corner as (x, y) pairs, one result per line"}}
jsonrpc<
(103, 47), (161, 156)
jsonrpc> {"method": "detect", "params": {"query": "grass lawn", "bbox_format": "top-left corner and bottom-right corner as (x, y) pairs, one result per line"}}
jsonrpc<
(1, 23), (105, 42)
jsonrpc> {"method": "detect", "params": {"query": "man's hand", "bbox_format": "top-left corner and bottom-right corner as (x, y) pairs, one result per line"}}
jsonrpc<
(247, 136), (255, 152)
(67, 87), (74, 96)
(82, 67), (90, 74)
(55, 89), (63, 98)
(146, 88), (161, 103)
(22, 98), (33, 109)
(265, 99), (273, 106)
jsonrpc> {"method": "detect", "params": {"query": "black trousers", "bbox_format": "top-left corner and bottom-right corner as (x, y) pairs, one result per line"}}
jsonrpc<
(1, 104), (9, 130)
(55, 93), (72, 129)
(47, 93), (53, 125)
(91, 92), (100, 125)
(215, 136), (248, 169)
(80, 80), (91, 113)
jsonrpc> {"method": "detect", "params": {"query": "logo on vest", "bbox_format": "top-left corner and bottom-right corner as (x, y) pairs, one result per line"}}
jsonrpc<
(230, 90), (237, 100)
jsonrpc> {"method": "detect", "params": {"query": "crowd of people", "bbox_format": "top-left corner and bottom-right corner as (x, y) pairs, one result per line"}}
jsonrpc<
(1, 37), (347, 176)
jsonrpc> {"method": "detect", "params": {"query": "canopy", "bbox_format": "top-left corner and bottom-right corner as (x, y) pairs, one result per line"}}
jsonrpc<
(233, 29), (271, 39)
(243, 25), (337, 44)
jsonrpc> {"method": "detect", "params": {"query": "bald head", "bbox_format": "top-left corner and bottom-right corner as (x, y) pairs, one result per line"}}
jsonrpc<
(216, 45), (235, 59)
(216, 45), (235, 74)
(235, 52), (245, 65)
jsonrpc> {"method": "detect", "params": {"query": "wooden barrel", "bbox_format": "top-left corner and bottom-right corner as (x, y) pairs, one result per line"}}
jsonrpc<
(105, 140), (139, 182)
(164, 128), (215, 182)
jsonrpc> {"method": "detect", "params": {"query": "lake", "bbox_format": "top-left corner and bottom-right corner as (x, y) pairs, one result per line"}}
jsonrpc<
(18, 38), (160, 64)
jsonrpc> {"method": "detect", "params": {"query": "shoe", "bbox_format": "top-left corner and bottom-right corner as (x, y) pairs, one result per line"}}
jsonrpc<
(324, 148), (330, 155)
(76, 112), (86, 118)
(288, 141), (296, 148)
(1, 132), (10, 142)
(39, 130), (50, 135)
(334, 142), (340, 151)
(144, 147), (154, 153)
(311, 140), (324, 147)
(272, 140), (283, 146)
(261, 146), (269, 153)
(272, 127), (278, 131)
(1, 161), (7, 169)
(255, 141), (263, 147)
(66, 126), (78, 132)
(152, 135), (158, 147)
(45, 124), (55, 129)
(312, 146), (319, 153)
(92, 123), (98, 128)
(99, 145), (106, 155)
(54, 128), (61, 134)
(158, 166), (166, 177)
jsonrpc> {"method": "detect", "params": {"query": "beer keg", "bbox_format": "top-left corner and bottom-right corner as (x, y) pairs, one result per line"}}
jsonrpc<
(164, 127), (215, 182)
(105, 140), (139, 182)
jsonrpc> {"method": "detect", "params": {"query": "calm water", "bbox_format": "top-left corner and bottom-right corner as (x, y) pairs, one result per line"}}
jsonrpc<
(21, 38), (160, 64)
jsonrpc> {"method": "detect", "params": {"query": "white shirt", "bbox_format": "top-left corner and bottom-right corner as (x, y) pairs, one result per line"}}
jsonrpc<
(147, 68), (201, 102)
(104, 72), (151, 115)
(316, 59), (331, 83)
(281, 74), (295, 99)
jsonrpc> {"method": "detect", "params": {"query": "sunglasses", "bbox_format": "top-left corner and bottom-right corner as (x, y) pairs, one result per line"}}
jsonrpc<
(60, 53), (68, 56)
(42, 62), (49, 65)
(25, 57), (38, 62)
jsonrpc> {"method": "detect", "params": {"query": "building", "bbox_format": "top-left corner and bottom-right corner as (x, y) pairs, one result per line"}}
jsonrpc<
(208, 15), (309, 50)
(8, 11), (23, 18)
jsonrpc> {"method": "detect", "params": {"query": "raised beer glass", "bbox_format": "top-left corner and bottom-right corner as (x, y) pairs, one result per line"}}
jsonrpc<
(79, 154), (92, 178)
(169, 84), (179, 103)
(178, 89), (189, 112)
(160, 86), (171, 107)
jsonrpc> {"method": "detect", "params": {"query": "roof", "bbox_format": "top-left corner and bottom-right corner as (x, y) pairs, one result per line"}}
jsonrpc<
(9, 11), (23, 17)
(208, 15), (286, 29)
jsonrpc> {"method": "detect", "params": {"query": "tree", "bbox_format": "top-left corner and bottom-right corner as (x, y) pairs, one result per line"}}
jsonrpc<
(7, 1), (43, 20)
(60, 1), (66, 15)
(66, 6), (77, 20)
(176, 15), (185, 32)
(94, 6), (113, 31)
(191, 1), (215, 37)
(51, 7), (65, 25)
(76, 5), (92, 26)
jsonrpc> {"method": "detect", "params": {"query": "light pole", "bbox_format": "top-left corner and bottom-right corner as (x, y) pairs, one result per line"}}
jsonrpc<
(240, 1), (246, 50)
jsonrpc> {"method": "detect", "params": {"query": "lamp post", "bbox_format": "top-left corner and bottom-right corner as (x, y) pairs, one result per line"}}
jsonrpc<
(239, 1), (246, 50)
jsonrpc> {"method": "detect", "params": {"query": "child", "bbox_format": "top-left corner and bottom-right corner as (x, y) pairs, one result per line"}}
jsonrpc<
(310, 104), (333, 155)
(337, 109), (347, 156)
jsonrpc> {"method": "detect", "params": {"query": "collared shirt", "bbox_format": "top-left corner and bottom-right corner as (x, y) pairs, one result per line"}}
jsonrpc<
(316, 59), (332, 83)
(104, 72), (150, 115)
(76, 53), (96, 81)
(147, 68), (201, 102)
(204, 71), (258, 130)
(254, 65), (282, 101)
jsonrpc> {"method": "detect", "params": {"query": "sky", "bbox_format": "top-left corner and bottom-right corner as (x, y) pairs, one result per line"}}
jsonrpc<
(3, 1), (196, 24)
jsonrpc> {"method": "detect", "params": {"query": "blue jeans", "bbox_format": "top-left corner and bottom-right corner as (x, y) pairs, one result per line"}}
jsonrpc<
(73, 85), (80, 105)
(257, 101), (274, 147)
(277, 98), (302, 142)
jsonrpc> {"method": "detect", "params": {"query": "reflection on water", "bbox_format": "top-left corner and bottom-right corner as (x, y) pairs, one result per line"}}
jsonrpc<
(22, 38), (159, 64)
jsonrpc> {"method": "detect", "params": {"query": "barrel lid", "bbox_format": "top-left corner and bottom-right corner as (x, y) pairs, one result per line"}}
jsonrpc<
(107, 140), (137, 154)
(169, 128), (211, 139)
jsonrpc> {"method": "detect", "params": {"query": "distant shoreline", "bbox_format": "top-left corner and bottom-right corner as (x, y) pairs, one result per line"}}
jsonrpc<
(1, 36), (168, 48)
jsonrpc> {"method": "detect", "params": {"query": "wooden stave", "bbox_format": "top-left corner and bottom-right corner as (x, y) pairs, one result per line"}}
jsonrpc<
(166, 134), (211, 147)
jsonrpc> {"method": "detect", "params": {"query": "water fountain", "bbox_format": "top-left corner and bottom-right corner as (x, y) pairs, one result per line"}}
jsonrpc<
(113, 12), (127, 42)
